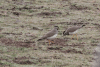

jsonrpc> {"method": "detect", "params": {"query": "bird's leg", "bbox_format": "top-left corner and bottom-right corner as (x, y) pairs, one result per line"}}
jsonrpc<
(47, 40), (51, 45)
(71, 34), (75, 39)
(76, 34), (78, 40)
(47, 40), (54, 45)
(51, 40), (54, 43)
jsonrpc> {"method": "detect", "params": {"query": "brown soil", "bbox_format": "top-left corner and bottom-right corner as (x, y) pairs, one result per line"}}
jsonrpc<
(70, 4), (90, 10)
(53, 38), (67, 46)
(38, 11), (62, 16)
(0, 37), (68, 48)
(0, 38), (35, 48)
(61, 48), (83, 54)
(13, 56), (38, 64)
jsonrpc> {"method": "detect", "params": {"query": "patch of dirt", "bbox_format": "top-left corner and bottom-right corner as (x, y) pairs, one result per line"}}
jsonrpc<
(48, 21), (89, 27)
(92, 23), (100, 28)
(12, 11), (30, 16)
(2, 32), (22, 35)
(47, 38), (85, 48)
(32, 26), (43, 30)
(50, 56), (61, 59)
(92, 23), (100, 25)
(47, 38), (85, 52)
(61, 48), (83, 54)
(13, 12), (20, 16)
(70, 4), (90, 10)
(53, 38), (67, 46)
(91, 44), (97, 46)
(38, 11), (62, 16)
(55, 38), (85, 46)
(13, 56), (51, 65)
(0, 28), (3, 32)
(40, 60), (51, 64)
(0, 63), (3, 65)
(47, 40), (86, 54)
(8, 5), (43, 12)
(47, 46), (63, 50)
(71, 43), (85, 47)
(13, 56), (39, 64)
(39, 38), (67, 46)
(0, 65), (11, 67)
(58, 21), (89, 25)
(0, 38), (35, 48)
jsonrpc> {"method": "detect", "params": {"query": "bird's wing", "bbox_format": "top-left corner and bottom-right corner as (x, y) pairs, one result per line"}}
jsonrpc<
(38, 29), (56, 40)
(67, 26), (81, 32)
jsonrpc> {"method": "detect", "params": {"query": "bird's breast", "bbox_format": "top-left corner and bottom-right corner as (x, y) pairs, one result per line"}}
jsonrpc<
(47, 34), (57, 39)
(69, 30), (78, 34)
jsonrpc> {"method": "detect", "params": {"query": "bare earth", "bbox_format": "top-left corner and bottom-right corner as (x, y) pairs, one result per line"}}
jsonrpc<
(0, 0), (100, 67)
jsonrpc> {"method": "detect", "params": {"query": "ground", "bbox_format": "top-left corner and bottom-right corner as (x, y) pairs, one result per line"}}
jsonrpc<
(0, 0), (100, 67)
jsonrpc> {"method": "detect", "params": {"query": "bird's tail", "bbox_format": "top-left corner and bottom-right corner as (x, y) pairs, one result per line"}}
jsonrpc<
(92, 43), (100, 67)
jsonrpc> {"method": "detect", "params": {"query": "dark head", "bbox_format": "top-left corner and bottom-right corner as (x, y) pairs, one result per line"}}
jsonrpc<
(54, 26), (59, 30)
(63, 31), (69, 36)
(82, 25), (85, 27)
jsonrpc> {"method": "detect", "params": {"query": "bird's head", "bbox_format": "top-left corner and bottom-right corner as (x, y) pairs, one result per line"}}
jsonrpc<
(63, 31), (66, 36)
(54, 26), (59, 30)
(63, 31), (69, 36)
(82, 25), (85, 27)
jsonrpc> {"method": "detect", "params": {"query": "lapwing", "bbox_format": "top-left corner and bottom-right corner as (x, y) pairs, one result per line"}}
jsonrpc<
(37, 26), (59, 45)
(63, 25), (85, 40)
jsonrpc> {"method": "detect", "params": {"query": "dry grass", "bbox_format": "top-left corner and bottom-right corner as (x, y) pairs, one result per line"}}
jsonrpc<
(0, 0), (100, 67)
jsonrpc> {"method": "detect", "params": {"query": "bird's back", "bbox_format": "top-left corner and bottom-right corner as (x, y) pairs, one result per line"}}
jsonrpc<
(66, 26), (81, 33)
(37, 29), (57, 41)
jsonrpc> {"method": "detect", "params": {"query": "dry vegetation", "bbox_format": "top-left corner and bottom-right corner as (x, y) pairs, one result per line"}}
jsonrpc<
(0, 0), (100, 67)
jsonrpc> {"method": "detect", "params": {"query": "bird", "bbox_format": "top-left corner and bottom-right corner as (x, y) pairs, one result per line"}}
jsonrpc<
(63, 25), (85, 40)
(37, 26), (59, 45)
